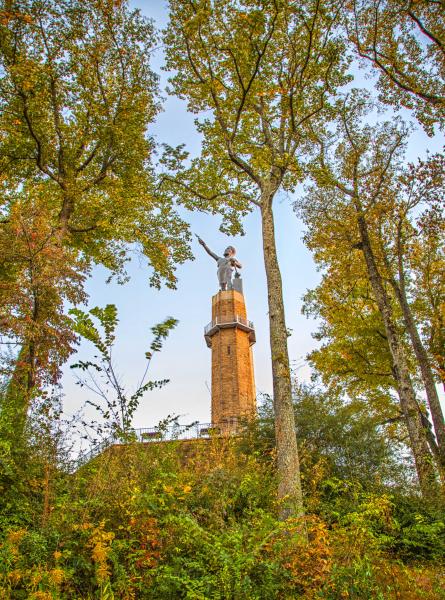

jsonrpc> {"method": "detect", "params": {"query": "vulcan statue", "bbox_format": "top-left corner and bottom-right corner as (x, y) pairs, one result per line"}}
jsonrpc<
(197, 236), (242, 291)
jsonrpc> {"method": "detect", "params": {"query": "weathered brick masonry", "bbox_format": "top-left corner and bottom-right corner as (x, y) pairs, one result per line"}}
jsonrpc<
(205, 289), (256, 432)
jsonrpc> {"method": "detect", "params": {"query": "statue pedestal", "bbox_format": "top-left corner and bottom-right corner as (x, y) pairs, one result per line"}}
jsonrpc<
(204, 289), (256, 434)
(232, 275), (243, 294)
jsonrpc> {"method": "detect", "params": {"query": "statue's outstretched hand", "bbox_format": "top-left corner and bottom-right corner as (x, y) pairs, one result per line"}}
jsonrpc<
(196, 235), (218, 261)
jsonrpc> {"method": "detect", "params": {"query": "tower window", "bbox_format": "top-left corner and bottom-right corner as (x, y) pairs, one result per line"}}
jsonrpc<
(227, 345), (231, 355)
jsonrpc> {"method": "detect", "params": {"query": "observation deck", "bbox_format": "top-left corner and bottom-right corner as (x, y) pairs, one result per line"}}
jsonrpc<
(204, 315), (256, 348)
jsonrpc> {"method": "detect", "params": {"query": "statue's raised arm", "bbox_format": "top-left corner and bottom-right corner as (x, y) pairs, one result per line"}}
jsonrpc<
(197, 236), (219, 261)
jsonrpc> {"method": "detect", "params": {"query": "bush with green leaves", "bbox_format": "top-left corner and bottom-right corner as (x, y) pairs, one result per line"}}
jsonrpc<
(1, 427), (444, 599)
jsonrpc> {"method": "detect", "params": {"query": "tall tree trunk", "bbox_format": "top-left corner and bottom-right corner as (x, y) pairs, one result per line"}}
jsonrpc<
(58, 191), (75, 232)
(5, 344), (35, 436)
(430, 319), (445, 394)
(355, 208), (439, 498)
(5, 278), (40, 435)
(261, 196), (304, 520)
(390, 271), (445, 469)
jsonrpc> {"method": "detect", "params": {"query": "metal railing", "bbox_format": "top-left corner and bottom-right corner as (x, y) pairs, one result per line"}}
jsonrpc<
(73, 422), (217, 470)
(204, 315), (254, 335)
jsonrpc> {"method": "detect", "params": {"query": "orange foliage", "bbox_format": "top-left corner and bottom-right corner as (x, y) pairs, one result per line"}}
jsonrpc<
(268, 516), (332, 598)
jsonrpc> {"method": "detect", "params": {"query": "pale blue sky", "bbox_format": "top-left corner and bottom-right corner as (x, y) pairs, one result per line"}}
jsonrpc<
(62, 1), (444, 434)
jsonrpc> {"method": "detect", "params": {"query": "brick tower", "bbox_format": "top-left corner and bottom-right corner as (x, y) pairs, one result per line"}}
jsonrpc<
(204, 285), (256, 433)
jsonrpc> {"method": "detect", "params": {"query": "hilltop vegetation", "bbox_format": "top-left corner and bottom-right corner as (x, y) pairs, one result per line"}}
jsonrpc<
(1, 388), (444, 599)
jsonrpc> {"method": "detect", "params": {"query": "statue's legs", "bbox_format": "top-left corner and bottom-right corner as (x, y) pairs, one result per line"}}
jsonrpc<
(218, 265), (232, 291)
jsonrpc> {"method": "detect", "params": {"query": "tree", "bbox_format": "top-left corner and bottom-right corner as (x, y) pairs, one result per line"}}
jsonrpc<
(299, 227), (441, 465)
(163, 0), (349, 519)
(347, 0), (445, 133)
(300, 93), (441, 498)
(0, 0), (191, 423)
(377, 154), (445, 468)
(0, 186), (86, 430)
(411, 206), (445, 393)
(0, 0), (190, 285)
(303, 149), (445, 470)
(70, 304), (177, 441)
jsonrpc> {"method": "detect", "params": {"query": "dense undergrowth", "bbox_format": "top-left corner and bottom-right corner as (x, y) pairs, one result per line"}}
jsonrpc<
(1, 389), (444, 599)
